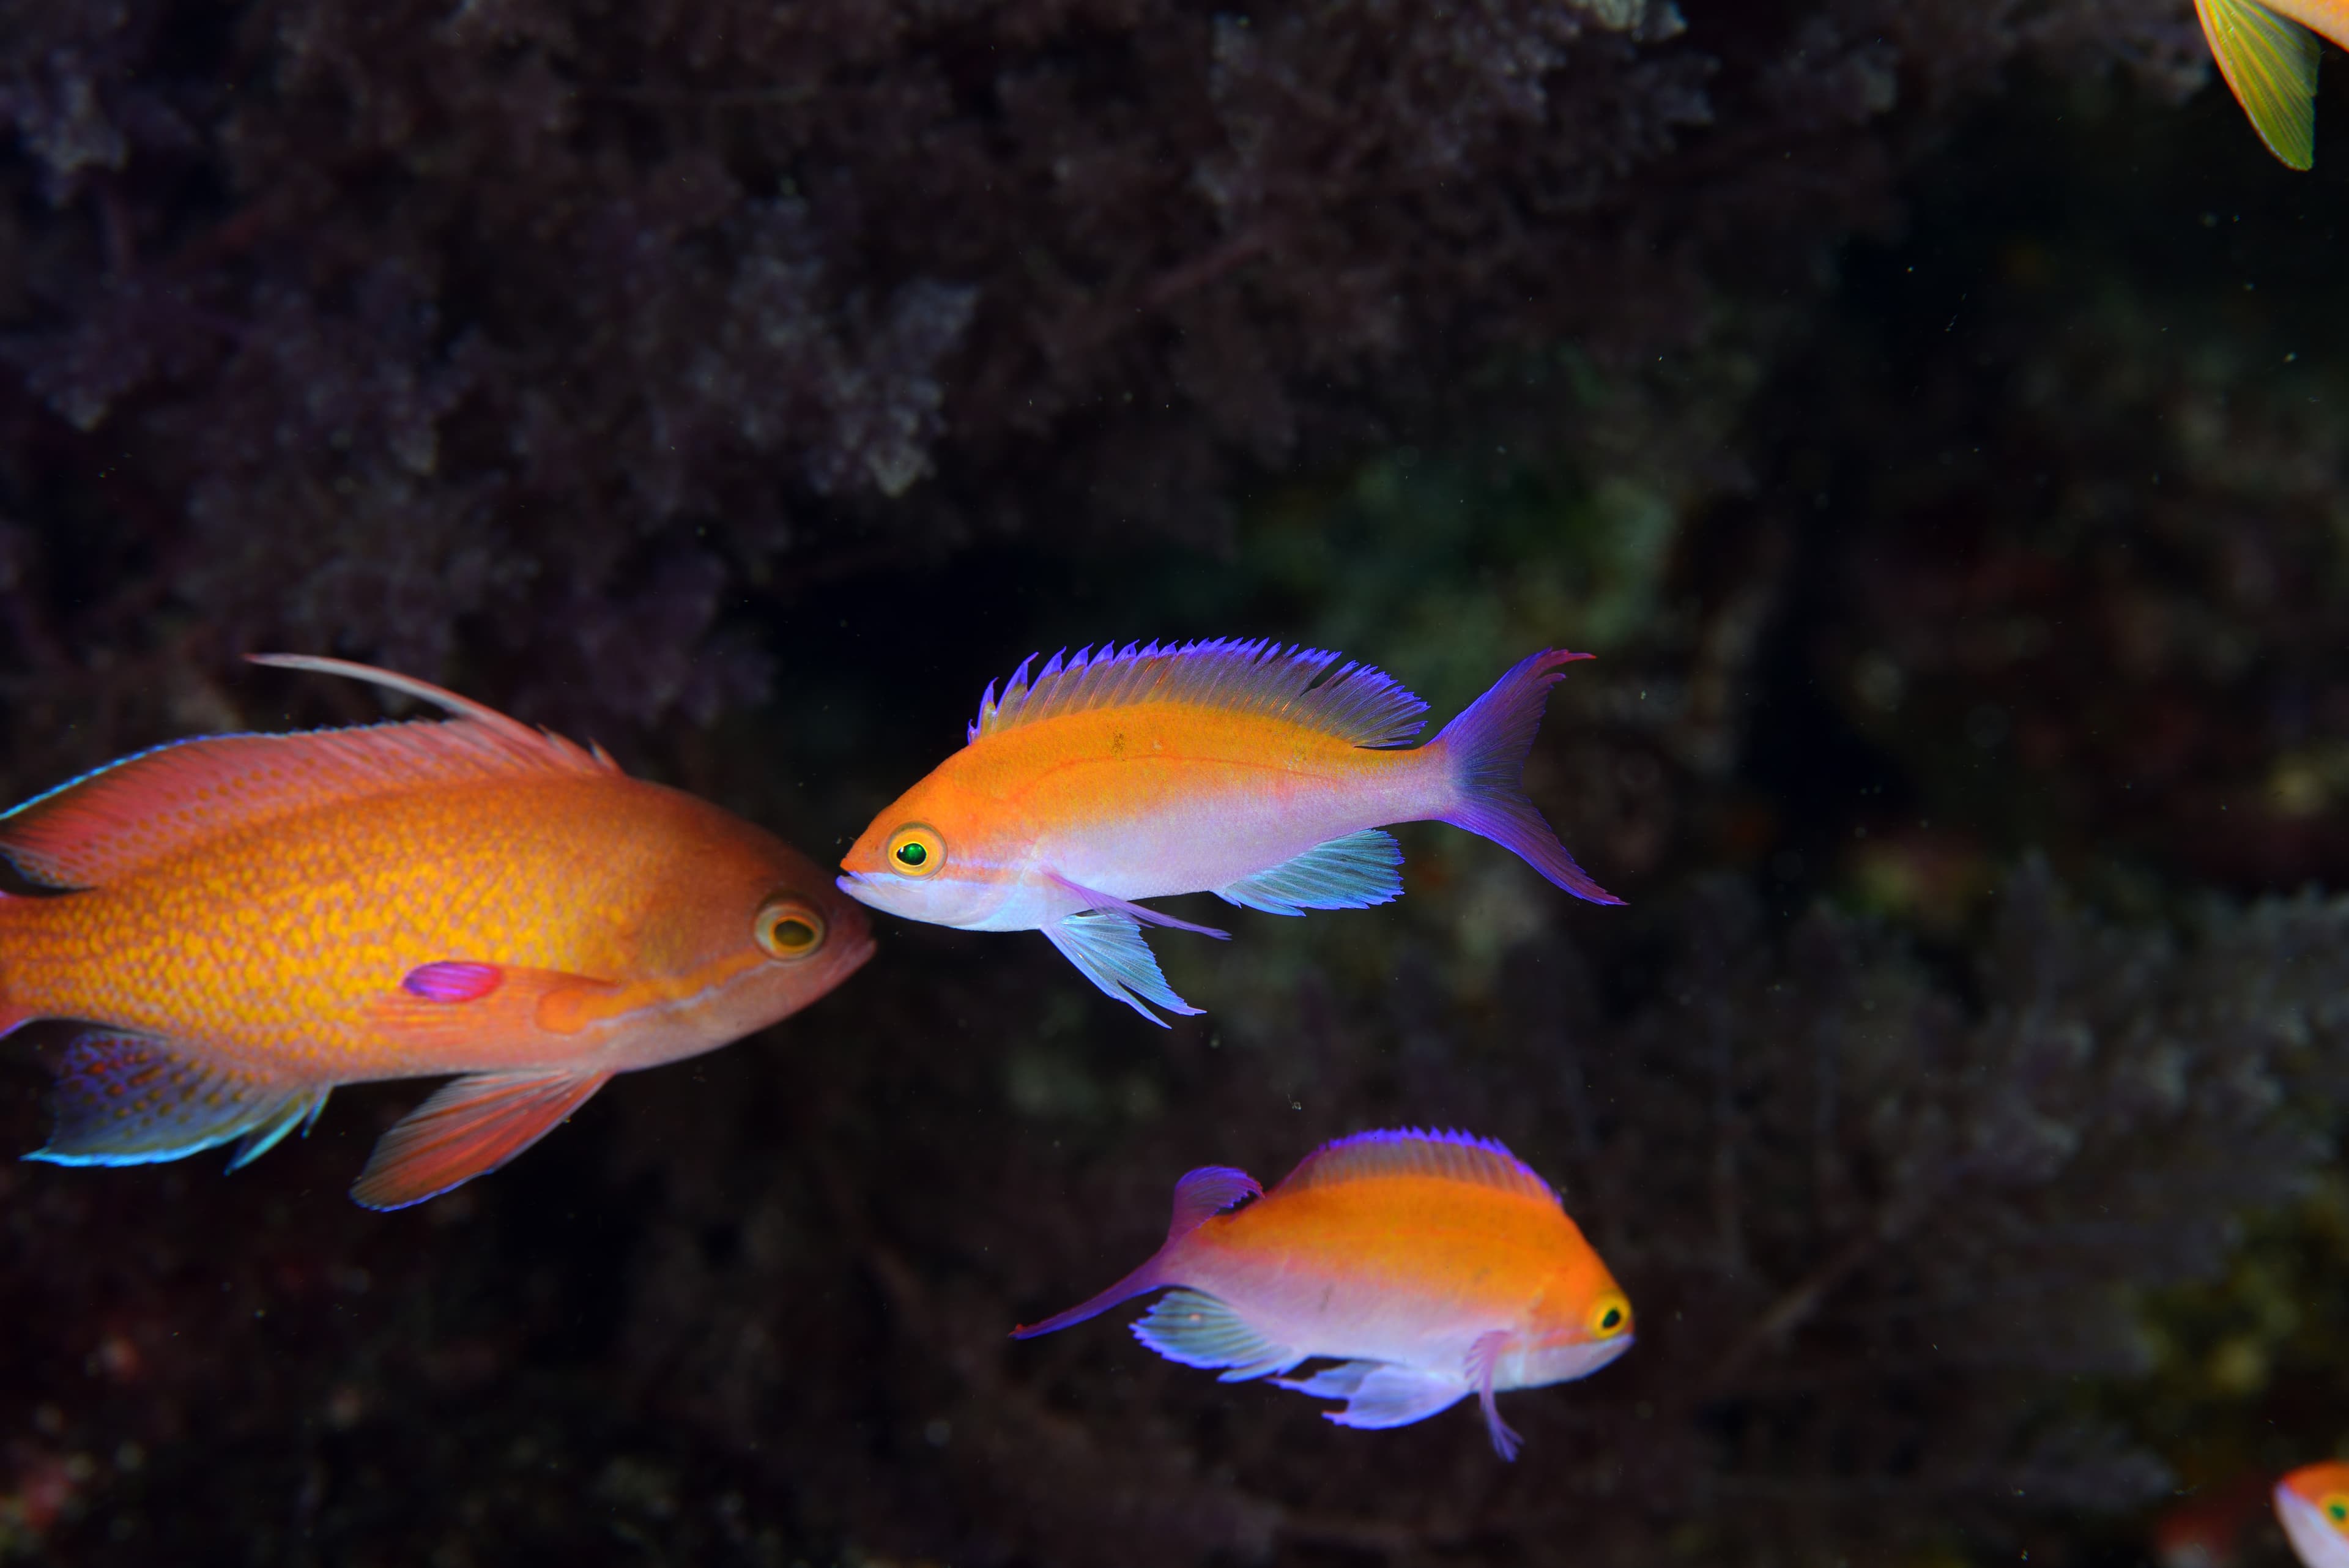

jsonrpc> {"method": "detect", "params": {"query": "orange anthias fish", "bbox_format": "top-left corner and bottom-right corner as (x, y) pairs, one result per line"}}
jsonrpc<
(0, 655), (872, 1209)
(2195, 0), (2349, 168)
(2276, 1462), (2349, 1567)
(838, 640), (1618, 1024)
(1011, 1128), (1633, 1458)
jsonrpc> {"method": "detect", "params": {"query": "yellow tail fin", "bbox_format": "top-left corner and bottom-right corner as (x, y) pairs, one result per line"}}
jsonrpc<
(2197, 0), (2323, 169)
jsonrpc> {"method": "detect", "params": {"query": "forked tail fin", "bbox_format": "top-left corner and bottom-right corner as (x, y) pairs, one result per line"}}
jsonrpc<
(1432, 650), (1621, 905)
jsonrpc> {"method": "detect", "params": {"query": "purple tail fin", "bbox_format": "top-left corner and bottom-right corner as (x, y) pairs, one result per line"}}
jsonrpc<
(1011, 1164), (1262, 1340)
(1433, 650), (1622, 906)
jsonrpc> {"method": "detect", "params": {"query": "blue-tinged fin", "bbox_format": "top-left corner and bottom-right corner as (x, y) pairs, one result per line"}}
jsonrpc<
(0, 655), (612, 891)
(2197, 0), (2322, 169)
(969, 639), (1427, 748)
(1168, 1164), (1261, 1238)
(25, 1030), (329, 1170)
(1433, 648), (1619, 906)
(1215, 828), (1403, 916)
(1041, 910), (1202, 1027)
(1132, 1288), (1306, 1382)
(1292, 1361), (1467, 1430)
(1277, 1126), (1560, 1206)
(1044, 871), (1230, 938)
(350, 1066), (611, 1210)
(226, 1087), (332, 1170)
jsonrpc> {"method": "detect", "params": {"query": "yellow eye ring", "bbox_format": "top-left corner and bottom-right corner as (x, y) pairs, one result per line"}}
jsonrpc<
(1587, 1291), (1630, 1338)
(885, 823), (945, 878)
(2325, 1492), (2349, 1526)
(754, 897), (827, 960)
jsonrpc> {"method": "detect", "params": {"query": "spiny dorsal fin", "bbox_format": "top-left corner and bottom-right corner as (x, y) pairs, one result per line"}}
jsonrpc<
(1275, 1127), (1559, 1206)
(0, 655), (615, 889)
(968, 639), (1427, 748)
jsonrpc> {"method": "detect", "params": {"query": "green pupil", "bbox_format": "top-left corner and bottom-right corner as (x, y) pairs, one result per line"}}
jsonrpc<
(1601, 1307), (1622, 1329)
(2331, 1503), (2347, 1523)
(773, 920), (815, 948)
(897, 842), (927, 867)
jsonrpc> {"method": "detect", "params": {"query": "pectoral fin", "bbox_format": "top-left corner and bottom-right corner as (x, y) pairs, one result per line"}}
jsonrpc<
(1042, 911), (1202, 1026)
(25, 1030), (329, 1171)
(349, 1067), (611, 1210)
(2197, 0), (2323, 168)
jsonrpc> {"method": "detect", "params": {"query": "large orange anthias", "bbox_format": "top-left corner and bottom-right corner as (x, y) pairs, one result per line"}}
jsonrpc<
(0, 656), (872, 1209)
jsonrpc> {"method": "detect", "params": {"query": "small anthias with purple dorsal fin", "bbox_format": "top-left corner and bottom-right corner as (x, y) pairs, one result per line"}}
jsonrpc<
(837, 640), (1619, 1024)
(1012, 1128), (1635, 1458)
(0, 655), (872, 1209)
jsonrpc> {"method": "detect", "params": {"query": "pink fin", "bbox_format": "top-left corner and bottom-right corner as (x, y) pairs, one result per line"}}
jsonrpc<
(1466, 1329), (1523, 1460)
(971, 639), (1427, 748)
(1432, 649), (1621, 907)
(401, 961), (504, 1003)
(1045, 871), (1230, 939)
(1277, 1127), (1559, 1206)
(349, 1067), (611, 1209)
(0, 656), (614, 890)
(1168, 1164), (1261, 1239)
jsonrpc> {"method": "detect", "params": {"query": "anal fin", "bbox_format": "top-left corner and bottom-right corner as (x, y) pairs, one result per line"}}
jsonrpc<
(1216, 828), (1403, 916)
(25, 1031), (329, 1171)
(1132, 1288), (1304, 1382)
(350, 1066), (610, 1210)
(1042, 911), (1201, 1027)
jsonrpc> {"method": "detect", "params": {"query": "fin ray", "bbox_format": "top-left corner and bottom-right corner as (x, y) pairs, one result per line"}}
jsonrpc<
(1216, 828), (1403, 916)
(1132, 1288), (1305, 1381)
(1168, 1165), (1261, 1237)
(1433, 648), (1619, 905)
(2196, 0), (2322, 169)
(971, 639), (1427, 748)
(25, 1031), (326, 1169)
(1041, 911), (1201, 1026)
(1277, 1126), (1559, 1206)
(0, 658), (614, 890)
(349, 1067), (611, 1210)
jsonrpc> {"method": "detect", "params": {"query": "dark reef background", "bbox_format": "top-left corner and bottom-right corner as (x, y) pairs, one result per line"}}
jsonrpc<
(4, 1), (2349, 1564)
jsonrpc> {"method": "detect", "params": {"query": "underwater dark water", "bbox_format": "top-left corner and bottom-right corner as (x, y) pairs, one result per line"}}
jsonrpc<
(4, 3), (2349, 1566)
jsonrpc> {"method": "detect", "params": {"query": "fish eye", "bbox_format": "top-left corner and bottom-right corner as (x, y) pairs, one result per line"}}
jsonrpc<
(2326, 1492), (2349, 1527)
(886, 823), (945, 877)
(1587, 1291), (1630, 1337)
(754, 897), (827, 960)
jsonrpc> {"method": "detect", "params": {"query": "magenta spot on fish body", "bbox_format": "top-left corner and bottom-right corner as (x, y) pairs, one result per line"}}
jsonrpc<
(401, 961), (503, 1003)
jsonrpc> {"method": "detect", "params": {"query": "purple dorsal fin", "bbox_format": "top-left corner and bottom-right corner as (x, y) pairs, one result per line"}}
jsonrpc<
(1168, 1164), (1261, 1240)
(1274, 1128), (1559, 1206)
(968, 639), (1428, 748)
